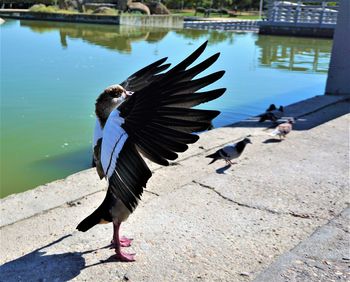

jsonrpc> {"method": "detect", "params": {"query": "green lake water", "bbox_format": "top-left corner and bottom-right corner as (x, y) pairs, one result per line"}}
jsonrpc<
(0, 19), (332, 197)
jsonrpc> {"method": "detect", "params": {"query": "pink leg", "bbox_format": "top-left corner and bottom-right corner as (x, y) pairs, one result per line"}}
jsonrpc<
(112, 222), (135, 262)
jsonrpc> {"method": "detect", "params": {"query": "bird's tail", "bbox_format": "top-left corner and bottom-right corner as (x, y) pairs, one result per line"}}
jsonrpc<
(76, 206), (105, 232)
(259, 116), (267, 122)
(76, 193), (111, 232)
(206, 152), (219, 164)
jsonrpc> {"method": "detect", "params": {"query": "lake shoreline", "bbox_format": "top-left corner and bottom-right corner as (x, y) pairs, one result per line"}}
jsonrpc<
(0, 19), (334, 197)
(1, 94), (349, 281)
(1, 93), (348, 219)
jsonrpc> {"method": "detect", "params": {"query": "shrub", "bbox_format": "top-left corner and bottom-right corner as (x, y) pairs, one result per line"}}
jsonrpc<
(195, 7), (205, 13)
(218, 8), (228, 15)
(29, 4), (77, 13)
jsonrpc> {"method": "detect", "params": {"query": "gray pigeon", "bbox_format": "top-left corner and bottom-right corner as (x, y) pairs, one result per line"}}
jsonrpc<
(265, 104), (277, 112)
(206, 138), (252, 165)
(259, 106), (284, 122)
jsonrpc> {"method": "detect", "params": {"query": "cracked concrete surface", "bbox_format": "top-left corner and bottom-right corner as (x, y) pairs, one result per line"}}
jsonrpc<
(0, 95), (349, 281)
(193, 180), (313, 219)
(255, 208), (350, 282)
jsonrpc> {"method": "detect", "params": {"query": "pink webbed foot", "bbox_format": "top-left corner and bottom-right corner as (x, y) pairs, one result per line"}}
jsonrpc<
(114, 250), (136, 262)
(112, 222), (136, 261)
(111, 236), (133, 247)
(120, 236), (133, 247)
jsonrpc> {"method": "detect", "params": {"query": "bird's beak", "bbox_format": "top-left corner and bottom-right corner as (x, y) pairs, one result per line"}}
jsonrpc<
(248, 140), (252, 144)
(122, 91), (134, 99)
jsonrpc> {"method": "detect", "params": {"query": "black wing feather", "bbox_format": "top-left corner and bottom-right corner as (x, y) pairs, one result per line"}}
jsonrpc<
(102, 41), (225, 212)
(167, 41), (208, 74)
(120, 57), (171, 93)
(118, 41), (225, 166)
(80, 42), (226, 222)
(159, 88), (226, 108)
(146, 124), (199, 144)
(108, 140), (152, 211)
(161, 71), (225, 96)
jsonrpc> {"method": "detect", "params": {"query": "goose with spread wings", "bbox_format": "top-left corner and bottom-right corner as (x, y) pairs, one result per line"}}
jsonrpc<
(77, 41), (226, 261)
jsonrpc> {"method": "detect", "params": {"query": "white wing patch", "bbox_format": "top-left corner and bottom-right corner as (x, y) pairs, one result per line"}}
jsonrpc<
(101, 109), (128, 178)
(93, 118), (103, 147)
(270, 128), (281, 136)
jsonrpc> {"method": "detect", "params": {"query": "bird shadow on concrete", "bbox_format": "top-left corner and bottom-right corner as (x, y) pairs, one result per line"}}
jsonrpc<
(262, 138), (282, 144)
(0, 234), (109, 282)
(224, 117), (274, 129)
(0, 234), (132, 282)
(216, 164), (232, 174)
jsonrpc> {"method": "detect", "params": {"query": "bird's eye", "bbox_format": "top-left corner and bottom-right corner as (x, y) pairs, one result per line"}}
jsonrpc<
(110, 91), (122, 98)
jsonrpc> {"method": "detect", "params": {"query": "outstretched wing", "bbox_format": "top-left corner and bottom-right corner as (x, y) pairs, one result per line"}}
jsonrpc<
(120, 58), (171, 93)
(104, 41), (226, 211)
(118, 41), (225, 165)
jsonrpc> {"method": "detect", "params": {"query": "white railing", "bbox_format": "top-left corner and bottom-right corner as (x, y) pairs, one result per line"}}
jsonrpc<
(268, 0), (339, 25)
(184, 20), (259, 31)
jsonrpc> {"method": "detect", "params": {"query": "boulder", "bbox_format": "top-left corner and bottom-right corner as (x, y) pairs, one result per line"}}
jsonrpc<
(146, 1), (170, 15)
(30, 3), (46, 10)
(58, 0), (84, 12)
(127, 1), (150, 15)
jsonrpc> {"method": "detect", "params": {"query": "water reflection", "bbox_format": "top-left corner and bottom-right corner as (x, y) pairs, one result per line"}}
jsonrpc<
(20, 20), (169, 52)
(255, 35), (332, 73)
(174, 29), (235, 45)
(21, 20), (330, 73)
(20, 20), (235, 52)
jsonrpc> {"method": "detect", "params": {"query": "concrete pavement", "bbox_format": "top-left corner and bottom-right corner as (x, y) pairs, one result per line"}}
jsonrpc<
(0, 95), (349, 281)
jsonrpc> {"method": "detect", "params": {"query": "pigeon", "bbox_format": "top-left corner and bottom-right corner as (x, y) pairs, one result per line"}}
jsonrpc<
(270, 119), (294, 139)
(76, 41), (226, 262)
(259, 105), (284, 123)
(206, 137), (252, 165)
(265, 104), (277, 112)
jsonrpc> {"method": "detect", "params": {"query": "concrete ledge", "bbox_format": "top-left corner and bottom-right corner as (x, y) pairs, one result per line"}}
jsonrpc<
(259, 23), (335, 38)
(1, 95), (348, 227)
(120, 15), (184, 28)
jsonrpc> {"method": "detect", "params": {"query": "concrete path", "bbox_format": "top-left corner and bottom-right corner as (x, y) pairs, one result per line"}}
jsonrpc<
(0, 95), (349, 281)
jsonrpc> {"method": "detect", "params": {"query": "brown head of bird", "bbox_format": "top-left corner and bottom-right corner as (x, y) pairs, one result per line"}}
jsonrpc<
(95, 84), (133, 127)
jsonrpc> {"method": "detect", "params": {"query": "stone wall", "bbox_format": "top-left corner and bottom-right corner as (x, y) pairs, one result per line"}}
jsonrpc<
(259, 23), (334, 38)
(120, 15), (183, 28)
(0, 12), (183, 28)
(0, 11), (120, 24)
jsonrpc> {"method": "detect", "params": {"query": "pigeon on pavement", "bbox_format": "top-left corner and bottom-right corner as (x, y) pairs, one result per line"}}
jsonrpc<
(270, 119), (294, 139)
(265, 104), (277, 112)
(259, 105), (284, 123)
(206, 137), (252, 165)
